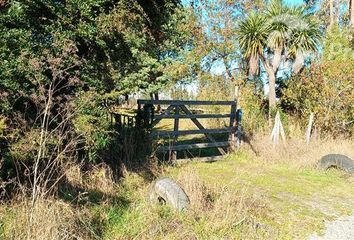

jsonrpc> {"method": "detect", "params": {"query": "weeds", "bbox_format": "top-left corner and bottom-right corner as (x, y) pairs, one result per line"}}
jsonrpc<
(1, 138), (354, 239)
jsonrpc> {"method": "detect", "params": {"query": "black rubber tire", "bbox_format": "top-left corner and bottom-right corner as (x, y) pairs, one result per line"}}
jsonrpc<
(318, 154), (354, 173)
(148, 177), (190, 211)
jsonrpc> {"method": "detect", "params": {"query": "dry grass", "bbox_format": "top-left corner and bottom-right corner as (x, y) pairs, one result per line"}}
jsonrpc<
(176, 169), (272, 239)
(0, 164), (119, 240)
(246, 135), (354, 168)
(64, 163), (117, 198)
(1, 137), (354, 239)
(0, 198), (93, 240)
(176, 169), (213, 211)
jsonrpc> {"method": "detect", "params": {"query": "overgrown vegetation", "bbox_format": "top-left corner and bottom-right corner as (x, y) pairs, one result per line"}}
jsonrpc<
(1, 139), (354, 239)
(0, 0), (353, 239)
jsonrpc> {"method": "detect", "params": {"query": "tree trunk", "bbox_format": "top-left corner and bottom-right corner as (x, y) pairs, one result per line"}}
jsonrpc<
(335, 0), (340, 23)
(350, 0), (354, 26)
(154, 92), (161, 112)
(222, 57), (239, 102)
(248, 54), (259, 78)
(261, 57), (277, 109)
(272, 47), (282, 72)
(268, 72), (276, 109)
(293, 52), (305, 74)
(330, 0), (334, 26)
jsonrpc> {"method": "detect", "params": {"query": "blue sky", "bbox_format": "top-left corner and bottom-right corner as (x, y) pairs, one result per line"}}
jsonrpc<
(285, 0), (304, 6)
(181, 0), (307, 96)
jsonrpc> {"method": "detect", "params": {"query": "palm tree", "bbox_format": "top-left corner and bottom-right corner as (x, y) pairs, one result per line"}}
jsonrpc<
(287, 8), (321, 73)
(237, 0), (321, 110)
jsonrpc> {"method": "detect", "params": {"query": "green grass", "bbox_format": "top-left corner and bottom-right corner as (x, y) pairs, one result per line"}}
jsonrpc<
(95, 151), (354, 239)
(2, 150), (353, 239)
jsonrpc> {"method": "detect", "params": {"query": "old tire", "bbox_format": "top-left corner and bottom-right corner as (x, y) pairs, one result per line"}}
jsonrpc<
(318, 154), (354, 173)
(148, 177), (190, 211)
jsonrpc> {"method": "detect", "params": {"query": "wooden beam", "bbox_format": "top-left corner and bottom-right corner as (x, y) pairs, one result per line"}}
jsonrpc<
(154, 113), (231, 120)
(176, 155), (224, 163)
(156, 141), (230, 152)
(150, 128), (232, 137)
(171, 106), (179, 161)
(229, 103), (237, 150)
(138, 99), (236, 106)
(179, 105), (226, 155)
(151, 105), (175, 127)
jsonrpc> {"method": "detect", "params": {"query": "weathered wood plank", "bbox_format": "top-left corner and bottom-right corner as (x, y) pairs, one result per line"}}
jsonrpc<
(154, 113), (231, 120)
(150, 128), (232, 137)
(171, 106), (179, 161)
(229, 103), (237, 150)
(151, 105), (175, 127)
(176, 155), (224, 163)
(179, 105), (226, 155)
(138, 99), (236, 106)
(156, 141), (230, 152)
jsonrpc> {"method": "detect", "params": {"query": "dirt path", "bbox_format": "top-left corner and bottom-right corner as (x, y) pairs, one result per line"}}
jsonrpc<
(309, 214), (354, 240)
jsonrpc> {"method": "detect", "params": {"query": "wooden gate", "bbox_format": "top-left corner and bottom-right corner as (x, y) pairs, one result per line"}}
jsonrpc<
(137, 100), (242, 162)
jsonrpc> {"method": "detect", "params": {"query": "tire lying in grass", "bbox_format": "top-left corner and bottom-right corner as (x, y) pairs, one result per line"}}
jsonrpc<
(148, 177), (190, 211)
(318, 154), (354, 173)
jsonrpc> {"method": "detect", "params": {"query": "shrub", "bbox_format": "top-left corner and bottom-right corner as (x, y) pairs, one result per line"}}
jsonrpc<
(282, 61), (354, 137)
(73, 91), (115, 163)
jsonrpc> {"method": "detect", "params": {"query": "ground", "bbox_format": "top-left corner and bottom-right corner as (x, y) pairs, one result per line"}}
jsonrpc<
(1, 138), (353, 239)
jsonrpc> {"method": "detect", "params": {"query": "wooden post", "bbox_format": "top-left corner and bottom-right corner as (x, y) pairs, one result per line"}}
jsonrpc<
(305, 113), (314, 144)
(170, 105), (179, 161)
(136, 101), (142, 127)
(271, 111), (286, 146)
(179, 105), (226, 155)
(236, 109), (242, 149)
(229, 103), (237, 150)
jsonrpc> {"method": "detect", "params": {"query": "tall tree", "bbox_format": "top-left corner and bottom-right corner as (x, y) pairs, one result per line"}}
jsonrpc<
(238, 0), (321, 110)
(350, 0), (354, 26)
(183, 0), (266, 103)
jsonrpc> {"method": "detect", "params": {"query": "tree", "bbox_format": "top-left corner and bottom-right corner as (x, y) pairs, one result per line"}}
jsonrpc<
(283, 24), (354, 136)
(350, 0), (354, 26)
(0, 0), (186, 198)
(238, 0), (321, 110)
(0, 0), (183, 114)
(175, 0), (267, 105)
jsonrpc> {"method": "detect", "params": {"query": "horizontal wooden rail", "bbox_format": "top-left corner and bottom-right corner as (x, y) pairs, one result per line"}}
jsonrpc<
(151, 128), (232, 137)
(138, 100), (236, 106)
(176, 155), (224, 163)
(156, 141), (230, 152)
(154, 113), (232, 120)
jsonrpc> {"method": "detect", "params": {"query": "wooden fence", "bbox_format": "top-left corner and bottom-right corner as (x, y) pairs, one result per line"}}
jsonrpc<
(136, 99), (242, 162)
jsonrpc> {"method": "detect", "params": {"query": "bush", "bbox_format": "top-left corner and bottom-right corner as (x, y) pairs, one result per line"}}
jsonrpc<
(73, 91), (114, 163)
(282, 61), (354, 137)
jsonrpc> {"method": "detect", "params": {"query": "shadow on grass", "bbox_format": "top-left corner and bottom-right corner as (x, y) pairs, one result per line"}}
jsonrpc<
(57, 178), (130, 206)
(57, 178), (132, 239)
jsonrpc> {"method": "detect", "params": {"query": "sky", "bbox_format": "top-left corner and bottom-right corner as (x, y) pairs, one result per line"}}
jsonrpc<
(181, 0), (307, 96)
(285, 0), (304, 6)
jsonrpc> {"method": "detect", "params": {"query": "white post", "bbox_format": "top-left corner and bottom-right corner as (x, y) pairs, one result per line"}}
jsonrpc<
(271, 111), (286, 146)
(305, 113), (314, 144)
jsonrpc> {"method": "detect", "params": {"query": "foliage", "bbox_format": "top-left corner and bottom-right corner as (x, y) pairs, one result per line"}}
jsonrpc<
(73, 91), (114, 162)
(0, 116), (5, 136)
(282, 61), (354, 136)
(0, 0), (183, 114)
(237, 0), (321, 108)
(239, 85), (268, 134)
(283, 25), (354, 136)
(0, 0), (186, 191)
